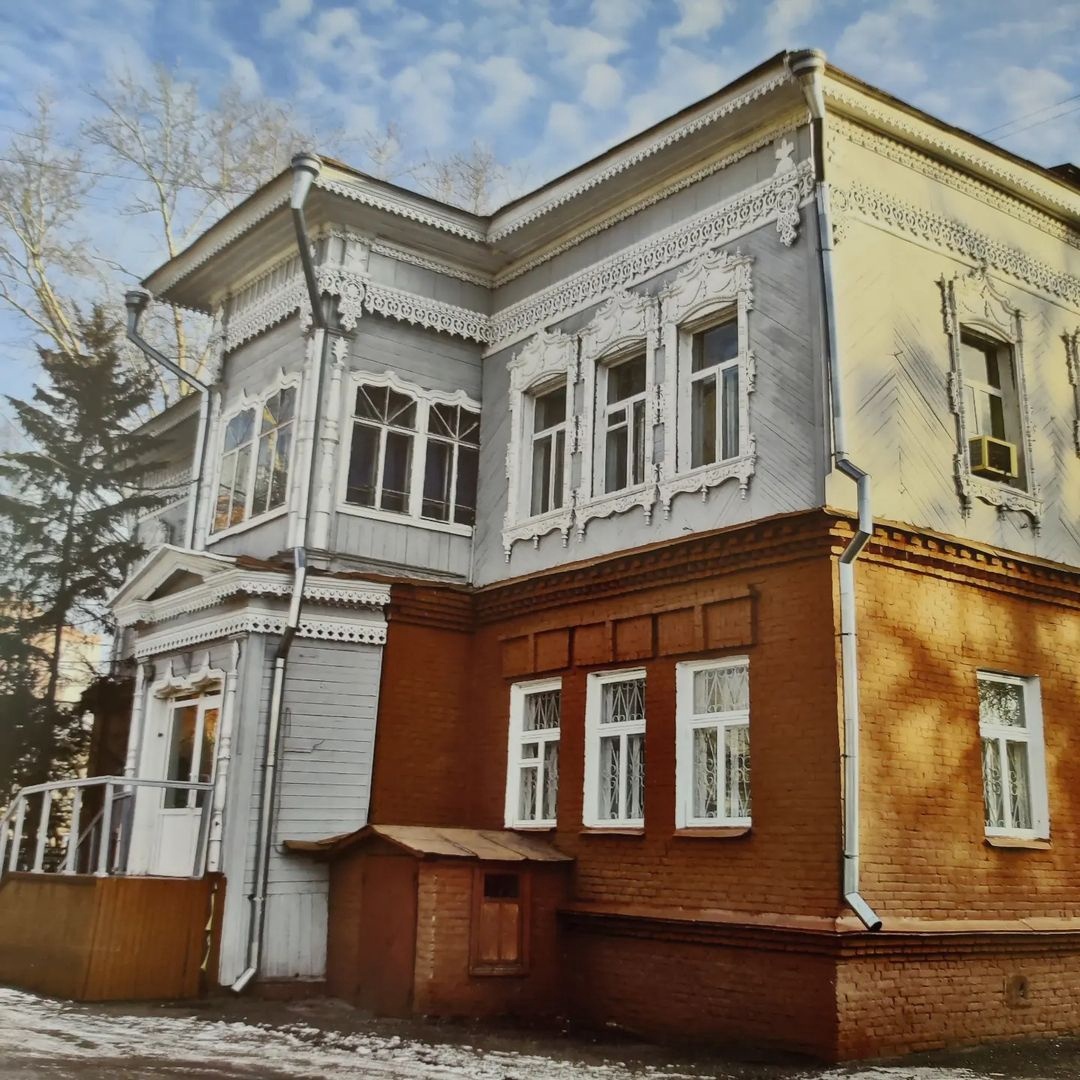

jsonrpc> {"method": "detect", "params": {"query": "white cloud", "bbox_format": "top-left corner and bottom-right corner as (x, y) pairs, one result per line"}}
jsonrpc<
(543, 20), (625, 70)
(227, 54), (262, 98)
(622, 44), (732, 136)
(990, 65), (1079, 163)
(591, 0), (646, 36)
(544, 101), (589, 147)
(261, 0), (312, 38)
(475, 55), (539, 129)
(582, 62), (623, 110)
(833, 6), (932, 89)
(764, 0), (818, 50)
(391, 50), (463, 148)
(665, 0), (735, 41)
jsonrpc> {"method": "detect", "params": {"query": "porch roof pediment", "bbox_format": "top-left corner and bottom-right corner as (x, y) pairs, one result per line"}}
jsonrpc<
(111, 545), (236, 612)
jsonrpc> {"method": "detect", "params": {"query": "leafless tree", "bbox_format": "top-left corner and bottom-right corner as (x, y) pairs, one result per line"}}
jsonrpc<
(413, 140), (514, 215)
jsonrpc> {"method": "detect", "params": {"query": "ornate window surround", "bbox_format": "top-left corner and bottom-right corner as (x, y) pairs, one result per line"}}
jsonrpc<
(1065, 327), (1080, 456)
(575, 291), (660, 540)
(208, 370), (303, 542)
(503, 330), (578, 556)
(940, 266), (1042, 526)
(336, 368), (481, 538)
(658, 250), (756, 518)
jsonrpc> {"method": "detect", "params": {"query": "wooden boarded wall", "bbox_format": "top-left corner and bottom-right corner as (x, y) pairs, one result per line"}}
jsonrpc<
(0, 873), (216, 1001)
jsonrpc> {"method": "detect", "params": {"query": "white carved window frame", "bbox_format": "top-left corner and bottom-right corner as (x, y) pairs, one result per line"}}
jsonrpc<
(208, 370), (303, 542)
(1065, 327), (1080, 457)
(575, 291), (660, 540)
(335, 368), (481, 537)
(658, 250), (756, 519)
(503, 329), (578, 557)
(940, 266), (1042, 526)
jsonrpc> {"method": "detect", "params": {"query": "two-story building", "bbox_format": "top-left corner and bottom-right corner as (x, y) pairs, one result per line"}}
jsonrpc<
(2, 49), (1080, 1061)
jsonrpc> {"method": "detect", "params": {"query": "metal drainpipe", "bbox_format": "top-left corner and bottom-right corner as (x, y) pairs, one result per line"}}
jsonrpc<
(231, 152), (327, 992)
(788, 49), (882, 932)
(124, 291), (211, 551)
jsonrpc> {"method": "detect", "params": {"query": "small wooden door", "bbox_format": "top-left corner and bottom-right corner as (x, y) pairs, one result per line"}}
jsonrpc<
(356, 855), (418, 1016)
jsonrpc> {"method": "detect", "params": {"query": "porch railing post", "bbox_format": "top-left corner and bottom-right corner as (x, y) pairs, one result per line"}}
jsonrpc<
(32, 789), (53, 873)
(96, 782), (114, 877)
(8, 799), (26, 872)
(64, 787), (82, 875)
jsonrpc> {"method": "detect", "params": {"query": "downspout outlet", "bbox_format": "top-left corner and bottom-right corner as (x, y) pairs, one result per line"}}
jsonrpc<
(124, 288), (152, 338)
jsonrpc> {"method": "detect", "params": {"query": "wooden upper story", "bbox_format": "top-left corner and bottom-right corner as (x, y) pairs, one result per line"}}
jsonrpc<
(132, 51), (1080, 587)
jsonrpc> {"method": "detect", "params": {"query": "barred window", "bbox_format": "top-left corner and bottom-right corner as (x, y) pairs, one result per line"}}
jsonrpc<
(505, 679), (561, 828)
(676, 659), (750, 828)
(585, 670), (646, 827)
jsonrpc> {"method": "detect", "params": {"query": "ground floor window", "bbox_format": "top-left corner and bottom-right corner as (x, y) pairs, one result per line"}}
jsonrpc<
(584, 670), (646, 828)
(163, 692), (220, 809)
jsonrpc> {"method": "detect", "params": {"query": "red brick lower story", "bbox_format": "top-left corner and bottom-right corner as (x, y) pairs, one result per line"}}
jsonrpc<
(559, 910), (1080, 1060)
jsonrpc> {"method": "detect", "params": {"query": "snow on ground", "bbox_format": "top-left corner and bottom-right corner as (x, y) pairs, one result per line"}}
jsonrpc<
(0, 987), (1028, 1079)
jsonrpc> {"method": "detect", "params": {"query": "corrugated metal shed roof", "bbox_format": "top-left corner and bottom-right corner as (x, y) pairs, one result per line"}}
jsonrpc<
(284, 824), (572, 863)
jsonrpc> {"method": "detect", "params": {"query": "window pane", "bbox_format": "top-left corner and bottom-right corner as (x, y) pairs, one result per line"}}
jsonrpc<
(626, 732), (645, 820)
(691, 374), (717, 468)
(721, 365), (740, 459)
(346, 424), (379, 507)
(694, 664), (749, 714)
(230, 445), (250, 526)
(429, 402), (455, 438)
(278, 386), (296, 423)
(215, 452), (238, 532)
(598, 735), (620, 820)
(518, 765), (537, 821)
(552, 429), (565, 508)
(724, 724), (751, 819)
(602, 678), (645, 725)
(224, 409), (254, 450)
(692, 727), (718, 819)
(531, 434), (553, 516)
(607, 355), (646, 403)
(196, 707), (219, 809)
(631, 399), (646, 485)
(269, 426), (291, 508)
(542, 741), (559, 821)
(460, 408), (481, 446)
(355, 384), (385, 421)
(386, 390), (417, 429)
(380, 430), (413, 512)
(422, 439), (452, 521)
(1006, 741), (1032, 830)
(454, 445), (478, 526)
(605, 423), (628, 493)
(982, 737), (1004, 828)
(525, 689), (561, 732)
(534, 386), (566, 432)
(692, 320), (738, 372)
(261, 395), (279, 434)
(978, 679), (1026, 728)
(164, 705), (198, 809)
(254, 432), (273, 514)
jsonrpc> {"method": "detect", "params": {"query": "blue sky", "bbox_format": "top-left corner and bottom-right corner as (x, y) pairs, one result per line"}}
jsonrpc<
(1, 0), (1078, 416)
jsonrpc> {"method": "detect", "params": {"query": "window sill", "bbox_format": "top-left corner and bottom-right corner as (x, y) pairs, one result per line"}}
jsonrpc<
(579, 827), (645, 837)
(984, 836), (1050, 850)
(469, 965), (528, 978)
(673, 827), (750, 839)
(508, 824), (555, 833)
(336, 503), (473, 537)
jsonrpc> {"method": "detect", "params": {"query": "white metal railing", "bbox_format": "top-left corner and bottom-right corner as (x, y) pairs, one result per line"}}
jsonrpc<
(0, 776), (213, 879)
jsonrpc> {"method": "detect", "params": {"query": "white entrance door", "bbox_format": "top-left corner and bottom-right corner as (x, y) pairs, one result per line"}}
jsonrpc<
(151, 693), (220, 876)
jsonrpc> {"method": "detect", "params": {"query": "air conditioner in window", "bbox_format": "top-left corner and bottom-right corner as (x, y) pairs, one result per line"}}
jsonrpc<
(969, 435), (1018, 480)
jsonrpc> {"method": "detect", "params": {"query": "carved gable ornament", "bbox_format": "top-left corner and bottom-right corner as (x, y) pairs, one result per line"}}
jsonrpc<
(576, 290), (661, 538)
(939, 265), (1042, 526)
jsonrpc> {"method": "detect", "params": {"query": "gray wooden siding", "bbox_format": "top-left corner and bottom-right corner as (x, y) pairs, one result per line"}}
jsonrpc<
(472, 219), (827, 585)
(495, 128), (811, 312)
(235, 634), (383, 981)
(205, 515), (290, 561)
(367, 250), (490, 312)
(220, 318), (307, 409)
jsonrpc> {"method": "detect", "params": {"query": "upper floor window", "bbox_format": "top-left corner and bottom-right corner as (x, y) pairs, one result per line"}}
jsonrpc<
(214, 384), (296, 534)
(690, 318), (740, 469)
(941, 266), (1040, 526)
(962, 332), (1024, 487)
(601, 354), (648, 493)
(676, 659), (750, 829)
(530, 384), (568, 516)
(342, 375), (480, 531)
(658, 251), (755, 518)
(505, 679), (561, 829)
(978, 672), (1048, 840)
(584, 670), (646, 828)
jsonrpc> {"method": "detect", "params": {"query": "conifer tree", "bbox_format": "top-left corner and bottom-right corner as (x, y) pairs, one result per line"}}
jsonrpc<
(0, 306), (161, 798)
